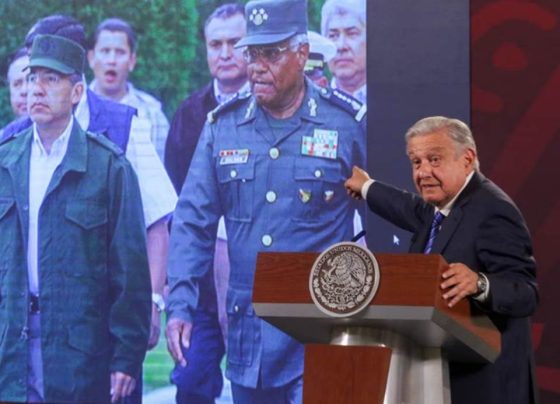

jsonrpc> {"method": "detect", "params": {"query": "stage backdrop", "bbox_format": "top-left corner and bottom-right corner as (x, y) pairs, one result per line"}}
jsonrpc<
(368, 1), (560, 402)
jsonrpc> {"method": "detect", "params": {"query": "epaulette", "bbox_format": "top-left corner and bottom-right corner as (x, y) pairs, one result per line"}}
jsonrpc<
(319, 88), (367, 122)
(86, 131), (124, 156)
(207, 91), (251, 124)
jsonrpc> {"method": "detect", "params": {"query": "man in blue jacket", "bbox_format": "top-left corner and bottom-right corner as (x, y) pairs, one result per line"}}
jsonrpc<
(166, 0), (366, 402)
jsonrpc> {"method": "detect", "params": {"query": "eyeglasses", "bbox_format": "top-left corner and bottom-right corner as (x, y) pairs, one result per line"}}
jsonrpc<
(243, 44), (294, 64)
(27, 71), (66, 87)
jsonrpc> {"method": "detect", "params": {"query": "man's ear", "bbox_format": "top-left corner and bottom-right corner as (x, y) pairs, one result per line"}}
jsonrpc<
(71, 81), (84, 105)
(129, 52), (137, 72)
(463, 148), (477, 169)
(297, 43), (310, 70)
(87, 49), (95, 70)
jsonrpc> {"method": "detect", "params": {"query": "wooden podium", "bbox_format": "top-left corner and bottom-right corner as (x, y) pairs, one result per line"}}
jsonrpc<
(253, 252), (500, 404)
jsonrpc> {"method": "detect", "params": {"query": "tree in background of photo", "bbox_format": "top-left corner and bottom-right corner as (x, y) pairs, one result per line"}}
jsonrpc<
(0, 0), (325, 127)
(0, 0), (196, 125)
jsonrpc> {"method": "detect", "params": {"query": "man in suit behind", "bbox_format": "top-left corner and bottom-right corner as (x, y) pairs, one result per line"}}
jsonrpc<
(345, 116), (538, 404)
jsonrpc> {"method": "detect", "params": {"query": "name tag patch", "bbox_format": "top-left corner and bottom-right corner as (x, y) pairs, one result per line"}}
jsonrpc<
(219, 149), (249, 165)
(301, 129), (338, 159)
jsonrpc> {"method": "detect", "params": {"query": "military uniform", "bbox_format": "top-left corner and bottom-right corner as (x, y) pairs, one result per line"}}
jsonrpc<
(167, 80), (366, 389)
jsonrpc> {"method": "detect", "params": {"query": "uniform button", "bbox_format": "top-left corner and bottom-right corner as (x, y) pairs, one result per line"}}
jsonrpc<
(262, 234), (273, 247)
(230, 169), (238, 178)
(314, 169), (322, 178)
(23, 205), (29, 211)
(269, 147), (280, 159)
(234, 305), (240, 313)
(265, 191), (277, 203)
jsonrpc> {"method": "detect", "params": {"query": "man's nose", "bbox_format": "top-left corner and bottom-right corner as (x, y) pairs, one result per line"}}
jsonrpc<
(21, 81), (28, 96)
(335, 33), (349, 50)
(29, 80), (46, 95)
(250, 57), (268, 72)
(106, 51), (117, 63)
(416, 162), (432, 179)
(219, 44), (232, 59)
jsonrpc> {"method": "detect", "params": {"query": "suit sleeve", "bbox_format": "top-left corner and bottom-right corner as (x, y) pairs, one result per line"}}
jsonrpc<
(366, 181), (430, 233)
(475, 199), (539, 317)
(166, 122), (222, 323)
(107, 157), (152, 376)
(164, 97), (208, 194)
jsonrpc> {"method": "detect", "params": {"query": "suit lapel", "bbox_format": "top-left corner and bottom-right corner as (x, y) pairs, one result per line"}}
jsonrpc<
(410, 171), (483, 254)
(430, 172), (483, 254)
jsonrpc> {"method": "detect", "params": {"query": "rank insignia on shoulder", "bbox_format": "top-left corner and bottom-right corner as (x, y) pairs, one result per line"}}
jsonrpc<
(207, 92), (251, 123)
(219, 149), (249, 165)
(320, 88), (367, 122)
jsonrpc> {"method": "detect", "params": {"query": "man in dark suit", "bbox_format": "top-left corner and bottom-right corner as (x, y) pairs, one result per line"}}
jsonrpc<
(345, 116), (538, 404)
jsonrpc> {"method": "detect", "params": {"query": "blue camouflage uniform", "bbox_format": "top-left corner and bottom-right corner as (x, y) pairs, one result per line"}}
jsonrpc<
(167, 80), (366, 389)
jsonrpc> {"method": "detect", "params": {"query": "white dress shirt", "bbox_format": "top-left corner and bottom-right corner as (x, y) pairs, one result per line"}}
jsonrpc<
(27, 119), (73, 294)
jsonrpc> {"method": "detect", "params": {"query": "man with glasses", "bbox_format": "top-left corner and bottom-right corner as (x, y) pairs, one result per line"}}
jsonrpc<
(0, 34), (151, 403)
(166, 0), (366, 402)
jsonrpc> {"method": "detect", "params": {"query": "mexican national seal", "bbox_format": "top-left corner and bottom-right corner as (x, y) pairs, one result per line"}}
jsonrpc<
(309, 242), (380, 317)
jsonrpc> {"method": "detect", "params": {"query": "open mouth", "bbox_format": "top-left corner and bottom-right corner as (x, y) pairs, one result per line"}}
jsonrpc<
(104, 70), (118, 83)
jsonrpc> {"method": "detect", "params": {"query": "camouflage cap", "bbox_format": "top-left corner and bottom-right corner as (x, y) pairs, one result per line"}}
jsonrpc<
(28, 34), (85, 75)
(235, 0), (308, 48)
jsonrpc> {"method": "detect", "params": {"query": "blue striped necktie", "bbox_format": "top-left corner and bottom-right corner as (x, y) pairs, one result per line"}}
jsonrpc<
(424, 211), (445, 254)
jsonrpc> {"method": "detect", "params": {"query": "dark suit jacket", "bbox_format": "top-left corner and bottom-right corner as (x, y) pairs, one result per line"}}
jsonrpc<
(366, 172), (538, 404)
(164, 82), (219, 313)
(164, 82), (217, 194)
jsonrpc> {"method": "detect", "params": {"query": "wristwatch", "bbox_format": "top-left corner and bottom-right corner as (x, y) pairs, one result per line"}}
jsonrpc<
(474, 273), (488, 297)
(152, 293), (166, 313)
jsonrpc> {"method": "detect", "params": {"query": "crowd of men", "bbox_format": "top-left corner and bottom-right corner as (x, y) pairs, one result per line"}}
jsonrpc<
(0, 0), (538, 404)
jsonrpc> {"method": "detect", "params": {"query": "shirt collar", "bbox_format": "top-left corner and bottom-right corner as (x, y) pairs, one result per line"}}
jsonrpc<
(75, 77), (90, 129)
(32, 117), (73, 158)
(213, 79), (250, 104)
(437, 170), (475, 216)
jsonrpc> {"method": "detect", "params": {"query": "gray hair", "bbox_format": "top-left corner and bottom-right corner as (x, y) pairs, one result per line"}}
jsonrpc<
(321, 0), (366, 37)
(405, 116), (480, 171)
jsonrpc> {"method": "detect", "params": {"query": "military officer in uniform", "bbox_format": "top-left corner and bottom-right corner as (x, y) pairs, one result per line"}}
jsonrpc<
(166, 0), (366, 402)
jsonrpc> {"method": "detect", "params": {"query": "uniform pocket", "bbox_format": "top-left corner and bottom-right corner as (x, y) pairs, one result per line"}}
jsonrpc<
(67, 322), (110, 357)
(65, 199), (107, 230)
(64, 199), (108, 279)
(226, 289), (256, 367)
(216, 160), (255, 223)
(292, 158), (342, 223)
